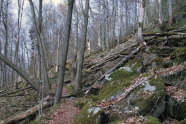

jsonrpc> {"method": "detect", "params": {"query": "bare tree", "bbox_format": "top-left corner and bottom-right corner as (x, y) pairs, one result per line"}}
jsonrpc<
(54, 0), (74, 104)
(28, 0), (51, 90)
(74, 0), (89, 95)
(14, 0), (25, 90)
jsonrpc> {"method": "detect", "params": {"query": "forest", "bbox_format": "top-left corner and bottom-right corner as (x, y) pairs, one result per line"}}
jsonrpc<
(0, 0), (186, 124)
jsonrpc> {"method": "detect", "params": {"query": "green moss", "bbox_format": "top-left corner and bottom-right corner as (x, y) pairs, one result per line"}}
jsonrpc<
(22, 81), (28, 88)
(125, 59), (143, 72)
(73, 102), (104, 124)
(152, 58), (163, 65)
(170, 47), (186, 63)
(99, 69), (139, 100)
(137, 76), (165, 115)
(177, 120), (186, 124)
(65, 61), (71, 70)
(143, 116), (161, 124)
(88, 95), (99, 102)
(74, 97), (88, 109)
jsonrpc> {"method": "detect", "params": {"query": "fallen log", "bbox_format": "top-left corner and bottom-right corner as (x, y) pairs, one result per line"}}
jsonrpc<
(143, 32), (186, 37)
(84, 43), (137, 69)
(0, 96), (53, 124)
(0, 53), (39, 92)
(97, 43), (145, 82)
(0, 86), (31, 97)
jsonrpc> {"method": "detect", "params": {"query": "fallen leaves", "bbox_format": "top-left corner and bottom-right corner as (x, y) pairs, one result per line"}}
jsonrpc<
(166, 86), (186, 103)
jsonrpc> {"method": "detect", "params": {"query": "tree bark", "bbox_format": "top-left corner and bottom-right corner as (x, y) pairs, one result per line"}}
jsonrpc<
(168, 0), (173, 26)
(158, 0), (163, 25)
(138, 0), (145, 44)
(74, 0), (89, 95)
(54, 0), (74, 104)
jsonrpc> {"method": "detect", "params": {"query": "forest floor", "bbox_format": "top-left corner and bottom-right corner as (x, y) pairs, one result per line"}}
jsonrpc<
(43, 87), (80, 124)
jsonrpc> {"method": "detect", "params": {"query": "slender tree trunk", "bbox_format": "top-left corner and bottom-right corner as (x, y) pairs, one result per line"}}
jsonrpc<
(138, 0), (145, 44)
(168, 0), (173, 26)
(158, 0), (163, 25)
(28, 0), (51, 90)
(105, 0), (109, 50)
(111, 0), (117, 48)
(98, 0), (105, 51)
(118, 0), (124, 45)
(54, 0), (74, 104)
(14, 0), (24, 90)
(2, 0), (9, 86)
(125, 0), (128, 34)
(74, 0), (89, 95)
(55, 29), (61, 72)
(70, 3), (78, 83)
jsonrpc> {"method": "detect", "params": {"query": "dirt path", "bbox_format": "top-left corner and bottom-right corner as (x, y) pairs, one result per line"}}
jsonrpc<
(45, 88), (80, 124)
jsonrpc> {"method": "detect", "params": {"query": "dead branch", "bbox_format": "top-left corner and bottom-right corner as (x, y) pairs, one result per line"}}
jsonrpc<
(84, 43), (137, 69)
(143, 32), (186, 37)
(97, 43), (145, 82)
(0, 86), (31, 97)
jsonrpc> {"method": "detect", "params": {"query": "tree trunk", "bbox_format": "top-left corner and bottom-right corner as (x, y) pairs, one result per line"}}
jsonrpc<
(138, 0), (145, 44)
(54, 0), (74, 104)
(55, 29), (61, 73)
(168, 0), (173, 26)
(111, 0), (117, 48)
(158, 0), (163, 25)
(125, 0), (128, 34)
(0, 53), (39, 92)
(105, 0), (109, 50)
(28, 0), (51, 90)
(74, 0), (89, 96)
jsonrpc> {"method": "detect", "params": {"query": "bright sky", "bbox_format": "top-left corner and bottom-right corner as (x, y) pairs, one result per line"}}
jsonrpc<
(12, 0), (64, 36)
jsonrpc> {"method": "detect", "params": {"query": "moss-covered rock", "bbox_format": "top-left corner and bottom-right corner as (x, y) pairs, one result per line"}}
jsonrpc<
(74, 97), (89, 109)
(111, 76), (164, 119)
(125, 58), (144, 73)
(73, 102), (108, 124)
(99, 69), (139, 101)
(170, 47), (186, 64)
(143, 116), (161, 124)
(142, 53), (157, 66)
(167, 96), (186, 120)
(111, 116), (161, 124)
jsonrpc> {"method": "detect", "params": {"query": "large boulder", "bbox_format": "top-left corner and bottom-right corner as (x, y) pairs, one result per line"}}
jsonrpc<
(73, 102), (109, 124)
(98, 68), (165, 122)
